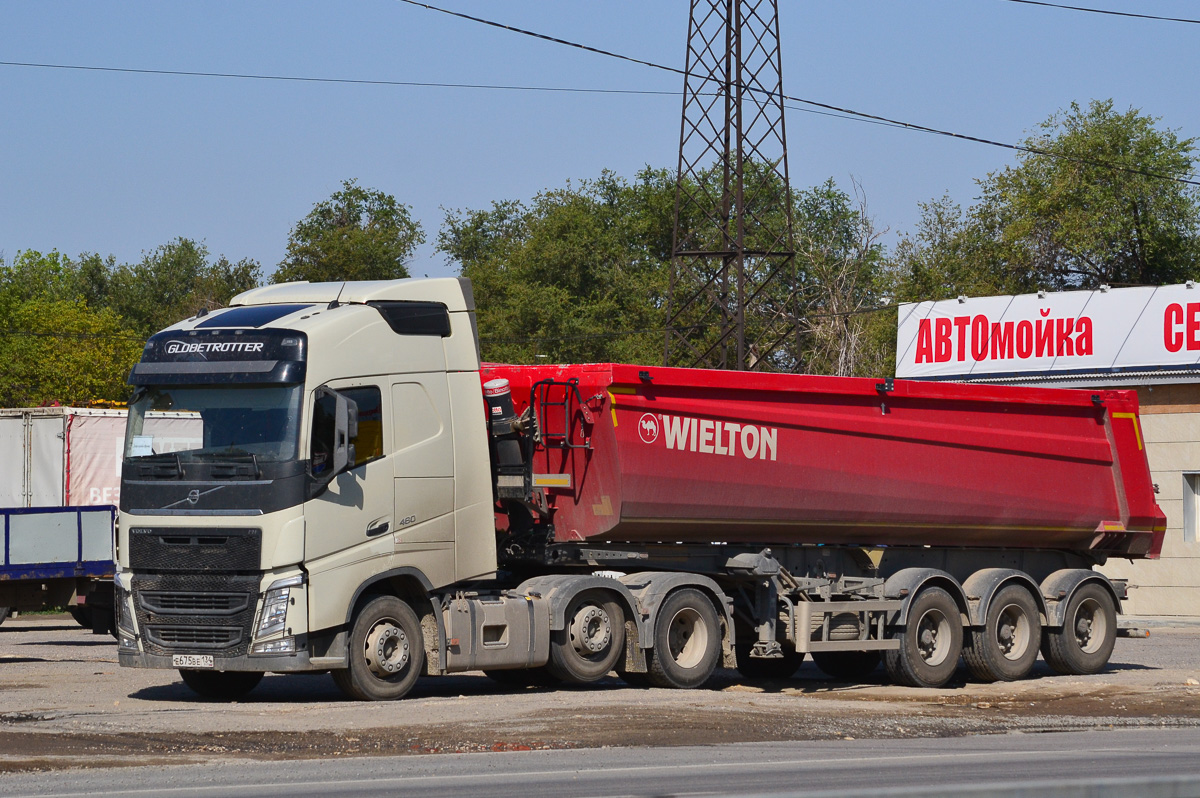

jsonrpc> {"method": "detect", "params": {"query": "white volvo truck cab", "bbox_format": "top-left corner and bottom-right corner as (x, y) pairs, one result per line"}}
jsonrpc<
(115, 278), (540, 699)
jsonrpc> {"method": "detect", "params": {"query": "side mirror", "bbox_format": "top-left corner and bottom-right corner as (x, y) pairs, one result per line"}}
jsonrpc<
(331, 391), (359, 475)
(311, 387), (359, 486)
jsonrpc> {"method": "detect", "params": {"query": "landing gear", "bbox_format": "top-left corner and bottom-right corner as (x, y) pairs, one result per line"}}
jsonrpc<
(736, 644), (805, 680)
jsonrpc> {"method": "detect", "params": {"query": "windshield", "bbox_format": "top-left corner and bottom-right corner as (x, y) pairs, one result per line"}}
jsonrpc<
(124, 385), (304, 464)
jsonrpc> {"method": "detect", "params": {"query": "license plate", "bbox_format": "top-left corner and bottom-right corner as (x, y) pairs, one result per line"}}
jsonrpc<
(172, 654), (214, 669)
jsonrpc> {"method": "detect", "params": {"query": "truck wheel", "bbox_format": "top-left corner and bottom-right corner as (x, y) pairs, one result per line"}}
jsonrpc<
(963, 584), (1041, 682)
(884, 586), (963, 688)
(333, 596), (425, 701)
(1040, 583), (1116, 675)
(547, 590), (625, 684)
(812, 650), (881, 682)
(735, 644), (805, 680)
(0, 607), (8, 627)
(69, 606), (92, 629)
(646, 588), (721, 689)
(484, 667), (560, 688)
(179, 669), (263, 700)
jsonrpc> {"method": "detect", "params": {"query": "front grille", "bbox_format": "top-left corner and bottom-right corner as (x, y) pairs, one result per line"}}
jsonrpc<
(146, 626), (243, 649)
(128, 527), (261, 572)
(132, 572), (259, 656)
(138, 591), (249, 615)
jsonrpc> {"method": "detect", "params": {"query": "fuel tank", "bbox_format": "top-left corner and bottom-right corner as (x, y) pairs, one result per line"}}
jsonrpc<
(480, 364), (1166, 559)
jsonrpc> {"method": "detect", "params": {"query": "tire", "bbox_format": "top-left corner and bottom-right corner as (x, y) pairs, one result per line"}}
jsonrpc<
(179, 669), (263, 700)
(333, 595), (425, 701)
(0, 607), (9, 627)
(812, 650), (882, 682)
(546, 590), (625, 684)
(68, 606), (92, 629)
(646, 588), (721, 689)
(735, 643), (805, 680)
(1041, 583), (1117, 676)
(884, 586), (963, 688)
(484, 667), (561, 688)
(963, 584), (1041, 682)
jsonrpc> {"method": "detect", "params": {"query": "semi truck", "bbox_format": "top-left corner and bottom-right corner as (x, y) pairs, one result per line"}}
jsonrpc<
(114, 277), (1166, 700)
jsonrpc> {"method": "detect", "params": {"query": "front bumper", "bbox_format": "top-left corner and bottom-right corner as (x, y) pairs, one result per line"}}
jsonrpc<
(119, 642), (316, 673)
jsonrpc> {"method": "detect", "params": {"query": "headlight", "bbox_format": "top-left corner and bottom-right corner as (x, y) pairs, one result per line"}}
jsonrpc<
(252, 637), (296, 655)
(115, 585), (136, 634)
(256, 575), (304, 638)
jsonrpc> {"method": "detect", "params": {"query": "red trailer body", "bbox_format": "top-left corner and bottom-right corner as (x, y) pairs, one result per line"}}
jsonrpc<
(481, 363), (1166, 559)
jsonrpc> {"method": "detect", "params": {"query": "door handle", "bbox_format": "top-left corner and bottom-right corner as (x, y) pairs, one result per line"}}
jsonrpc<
(366, 521), (390, 537)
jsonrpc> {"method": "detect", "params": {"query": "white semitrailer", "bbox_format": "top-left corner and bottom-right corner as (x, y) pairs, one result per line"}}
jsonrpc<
(116, 277), (1155, 700)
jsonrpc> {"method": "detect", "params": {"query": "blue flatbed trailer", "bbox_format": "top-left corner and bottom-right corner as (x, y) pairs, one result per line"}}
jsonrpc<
(0, 506), (116, 631)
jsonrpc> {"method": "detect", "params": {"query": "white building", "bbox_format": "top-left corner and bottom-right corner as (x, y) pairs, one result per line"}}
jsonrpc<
(896, 284), (1200, 617)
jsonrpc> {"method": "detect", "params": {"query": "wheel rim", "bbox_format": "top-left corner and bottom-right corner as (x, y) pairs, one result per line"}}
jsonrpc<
(995, 602), (1032, 661)
(666, 607), (709, 669)
(915, 606), (952, 667)
(365, 618), (410, 677)
(1072, 596), (1108, 654)
(569, 603), (613, 658)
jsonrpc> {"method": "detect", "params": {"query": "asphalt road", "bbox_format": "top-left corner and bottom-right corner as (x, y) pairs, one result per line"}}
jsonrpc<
(3, 729), (1200, 798)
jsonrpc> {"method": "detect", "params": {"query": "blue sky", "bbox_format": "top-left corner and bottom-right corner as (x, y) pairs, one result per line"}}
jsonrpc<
(2, 1), (1197, 279)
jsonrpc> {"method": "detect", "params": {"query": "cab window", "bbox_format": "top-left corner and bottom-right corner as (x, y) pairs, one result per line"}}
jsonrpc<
(310, 385), (383, 473)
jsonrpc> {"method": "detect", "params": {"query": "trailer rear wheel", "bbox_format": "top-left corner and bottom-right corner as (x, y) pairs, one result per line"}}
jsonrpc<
(646, 588), (721, 689)
(884, 587), (962, 688)
(963, 584), (1041, 682)
(812, 650), (882, 682)
(333, 595), (425, 701)
(735, 644), (805, 680)
(179, 669), (263, 700)
(1041, 583), (1116, 675)
(547, 590), (625, 684)
(0, 607), (8, 627)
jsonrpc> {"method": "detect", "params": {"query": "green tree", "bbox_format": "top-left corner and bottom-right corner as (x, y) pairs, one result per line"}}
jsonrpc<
(439, 168), (674, 364)
(893, 100), (1200, 303)
(0, 299), (143, 406)
(792, 180), (888, 377)
(274, 179), (426, 284)
(108, 238), (262, 335)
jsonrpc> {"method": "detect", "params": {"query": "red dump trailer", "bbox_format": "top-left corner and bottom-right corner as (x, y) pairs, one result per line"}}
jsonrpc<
(483, 363), (1164, 556)
(481, 362), (1165, 687)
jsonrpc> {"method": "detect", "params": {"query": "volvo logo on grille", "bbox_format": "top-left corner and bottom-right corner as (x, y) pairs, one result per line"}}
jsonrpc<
(186, 489), (200, 505)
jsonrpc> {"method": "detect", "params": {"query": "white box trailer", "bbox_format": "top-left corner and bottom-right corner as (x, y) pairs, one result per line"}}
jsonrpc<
(0, 408), (125, 629)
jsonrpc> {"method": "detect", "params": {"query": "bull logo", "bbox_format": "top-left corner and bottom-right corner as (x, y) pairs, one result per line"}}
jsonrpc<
(638, 413), (660, 444)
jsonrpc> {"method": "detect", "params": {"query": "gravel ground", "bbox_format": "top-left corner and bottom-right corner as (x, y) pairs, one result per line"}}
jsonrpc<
(2, 615), (1199, 773)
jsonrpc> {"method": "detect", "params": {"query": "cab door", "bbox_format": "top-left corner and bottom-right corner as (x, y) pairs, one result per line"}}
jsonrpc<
(303, 382), (393, 563)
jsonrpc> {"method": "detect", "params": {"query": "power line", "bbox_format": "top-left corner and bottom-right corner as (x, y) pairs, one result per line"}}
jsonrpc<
(0, 60), (883, 130)
(6, 9), (1199, 188)
(998, 0), (1200, 25)
(0, 60), (675, 98)
(395, 1), (1200, 188)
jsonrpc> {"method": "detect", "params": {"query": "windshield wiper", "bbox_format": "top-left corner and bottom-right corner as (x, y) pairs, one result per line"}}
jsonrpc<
(133, 452), (182, 480)
(197, 451), (263, 480)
